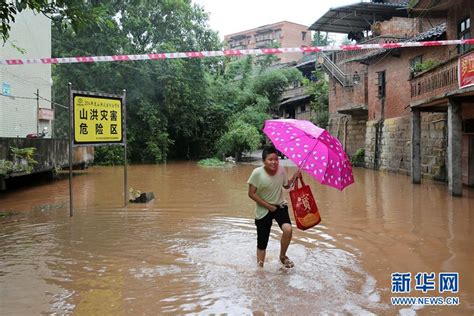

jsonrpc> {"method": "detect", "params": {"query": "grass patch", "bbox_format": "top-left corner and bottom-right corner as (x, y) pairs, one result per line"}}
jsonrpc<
(198, 158), (226, 167)
(0, 211), (15, 218)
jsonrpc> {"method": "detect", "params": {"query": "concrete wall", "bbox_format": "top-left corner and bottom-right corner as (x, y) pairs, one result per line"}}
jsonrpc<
(0, 9), (52, 138)
(0, 138), (94, 178)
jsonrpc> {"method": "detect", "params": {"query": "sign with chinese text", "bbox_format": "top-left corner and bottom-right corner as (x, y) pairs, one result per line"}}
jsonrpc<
(38, 108), (54, 120)
(459, 51), (474, 89)
(73, 93), (123, 145)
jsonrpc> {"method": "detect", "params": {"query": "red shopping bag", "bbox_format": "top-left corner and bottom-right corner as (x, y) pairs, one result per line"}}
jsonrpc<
(289, 177), (321, 230)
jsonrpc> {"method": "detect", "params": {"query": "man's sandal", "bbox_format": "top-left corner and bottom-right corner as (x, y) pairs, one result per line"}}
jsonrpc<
(280, 256), (294, 268)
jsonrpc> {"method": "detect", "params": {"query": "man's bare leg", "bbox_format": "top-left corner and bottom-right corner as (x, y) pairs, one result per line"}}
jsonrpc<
(279, 223), (294, 267)
(257, 248), (266, 267)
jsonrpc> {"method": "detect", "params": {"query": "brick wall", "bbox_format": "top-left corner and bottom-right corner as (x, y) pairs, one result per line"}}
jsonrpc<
(446, 0), (474, 42)
(380, 17), (419, 37)
(364, 113), (447, 180)
(368, 46), (449, 121)
(280, 22), (312, 64)
(328, 63), (368, 113)
(224, 21), (311, 64)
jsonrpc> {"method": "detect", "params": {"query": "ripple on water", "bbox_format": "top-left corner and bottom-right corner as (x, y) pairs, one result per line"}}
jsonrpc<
(164, 216), (388, 314)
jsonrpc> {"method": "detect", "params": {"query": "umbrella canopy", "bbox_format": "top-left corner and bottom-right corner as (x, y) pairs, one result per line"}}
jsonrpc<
(263, 119), (354, 190)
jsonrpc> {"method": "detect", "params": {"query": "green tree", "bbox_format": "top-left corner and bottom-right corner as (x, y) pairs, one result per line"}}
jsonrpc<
(304, 71), (329, 128)
(209, 56), (303, 160)
(253, 67), (303, 115)
(52, 0), (221, 163)
(312, 32), (332, 46)
(0, 0), (106, 43)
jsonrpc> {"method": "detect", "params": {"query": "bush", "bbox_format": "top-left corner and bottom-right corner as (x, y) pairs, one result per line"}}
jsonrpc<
(198, 158), (226, 167)
(0, 147), (38, 175)
(93, 146), (124, 166)
(350, 148), (365, 167)
(218, 120), (261, 161)
(411, 59), (440, 74)
(0, 160), (13, 176)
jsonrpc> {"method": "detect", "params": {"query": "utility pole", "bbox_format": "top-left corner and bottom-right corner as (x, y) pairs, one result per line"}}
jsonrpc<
(36, 88), (40, 134)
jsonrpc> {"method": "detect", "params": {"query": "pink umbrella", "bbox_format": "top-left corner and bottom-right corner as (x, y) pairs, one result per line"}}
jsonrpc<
(263, 119), (354, 190)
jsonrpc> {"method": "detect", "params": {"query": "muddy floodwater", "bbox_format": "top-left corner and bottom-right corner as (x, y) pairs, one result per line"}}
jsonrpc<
(0, 162), (473, 315)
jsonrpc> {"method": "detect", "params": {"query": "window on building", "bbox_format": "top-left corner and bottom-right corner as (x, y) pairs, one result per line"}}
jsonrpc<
(410, 55), (423, 69)
(376, 71), (386, 99)
(302, 31), (307, 41)
(300, 104), (306, 113)
(458, 16), (472, 54)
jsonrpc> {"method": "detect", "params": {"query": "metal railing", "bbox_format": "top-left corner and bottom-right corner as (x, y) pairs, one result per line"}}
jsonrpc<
(317, 52), (353, 87)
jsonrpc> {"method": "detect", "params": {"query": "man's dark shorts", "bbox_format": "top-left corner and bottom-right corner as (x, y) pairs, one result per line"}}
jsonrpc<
(255, 205), (292, 250)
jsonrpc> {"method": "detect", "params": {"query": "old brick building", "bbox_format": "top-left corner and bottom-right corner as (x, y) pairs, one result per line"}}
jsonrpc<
(310, 0), (473, 196)
(278, 58), (318, 121)
(224, 21), (312, 64)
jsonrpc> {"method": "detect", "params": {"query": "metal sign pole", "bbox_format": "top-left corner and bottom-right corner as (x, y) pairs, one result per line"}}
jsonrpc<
(123, 89), (127, 207)
(68, 83), (74, 217)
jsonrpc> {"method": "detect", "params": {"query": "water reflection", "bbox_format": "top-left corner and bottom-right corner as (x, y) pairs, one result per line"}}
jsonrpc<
(0, 162), (473, 314)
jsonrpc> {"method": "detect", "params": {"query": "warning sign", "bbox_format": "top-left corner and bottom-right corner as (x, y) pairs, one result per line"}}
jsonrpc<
(73, 94), (123, 144)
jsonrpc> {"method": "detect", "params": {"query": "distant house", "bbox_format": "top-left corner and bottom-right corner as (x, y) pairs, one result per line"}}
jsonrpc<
(224, 21), (312, 64)
(309, 0), (474, 196)
(0, 9), (52, 138)
(278, 57), (319, 120)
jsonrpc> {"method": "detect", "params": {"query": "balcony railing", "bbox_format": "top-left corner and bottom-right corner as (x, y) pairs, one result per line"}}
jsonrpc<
(281, 85), (307, 100)
(410, 58), (458, 100)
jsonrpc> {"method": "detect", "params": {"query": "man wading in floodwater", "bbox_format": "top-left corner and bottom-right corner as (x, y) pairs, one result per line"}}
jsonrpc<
(247, 146), (301, 268)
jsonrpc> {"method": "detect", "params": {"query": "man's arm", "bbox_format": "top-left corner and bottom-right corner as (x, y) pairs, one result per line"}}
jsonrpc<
(248, 184), (277, 212)
(283, 170), (302, 189)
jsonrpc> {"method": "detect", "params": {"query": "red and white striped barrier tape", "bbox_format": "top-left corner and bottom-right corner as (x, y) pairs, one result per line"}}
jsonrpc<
(2, 39), (474, 65)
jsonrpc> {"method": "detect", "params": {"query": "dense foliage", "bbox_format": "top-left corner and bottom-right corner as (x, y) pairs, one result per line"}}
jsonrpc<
(51, 0), (305, 163)
(304, 71), (329, 129)
(0, 0), (105, 43)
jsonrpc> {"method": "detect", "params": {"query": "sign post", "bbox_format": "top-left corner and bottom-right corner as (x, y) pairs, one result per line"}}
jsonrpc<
(68, 83), (73, 217)
(68, 86), (127, 216)
(122, 89), (127, 207)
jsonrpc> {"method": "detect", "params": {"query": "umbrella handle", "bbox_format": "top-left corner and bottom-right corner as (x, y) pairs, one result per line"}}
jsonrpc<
(290, 174), (304, 190)
(293, 177), (299, 190)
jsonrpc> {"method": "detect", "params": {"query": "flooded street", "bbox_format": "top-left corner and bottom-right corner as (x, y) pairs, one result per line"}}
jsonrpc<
(0, 162), (473, 315)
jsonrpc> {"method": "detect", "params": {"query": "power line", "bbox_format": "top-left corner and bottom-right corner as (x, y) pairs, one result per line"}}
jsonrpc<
(0, 91), (68, 109)
(0, 92), (37, 100)
(35, 93), (68, 109)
